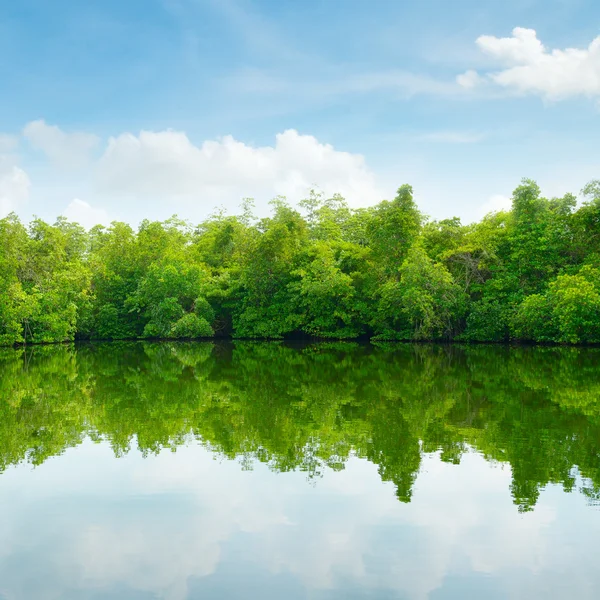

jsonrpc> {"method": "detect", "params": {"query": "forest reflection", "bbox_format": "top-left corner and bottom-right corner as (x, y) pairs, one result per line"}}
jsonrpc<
(0, 341), (599, 512)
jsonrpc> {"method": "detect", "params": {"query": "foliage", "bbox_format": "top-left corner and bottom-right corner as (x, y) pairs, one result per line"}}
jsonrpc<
(372, 246), (468, 340)
(170, 313), (214, 338)
(2, 177), (600, 345)
(512, 266), (600, 343)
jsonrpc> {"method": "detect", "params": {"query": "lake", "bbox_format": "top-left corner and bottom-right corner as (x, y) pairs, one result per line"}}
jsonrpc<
(0, 341), (599, 599)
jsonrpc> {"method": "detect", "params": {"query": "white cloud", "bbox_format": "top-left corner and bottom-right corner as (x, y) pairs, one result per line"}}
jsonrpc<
(456, 69), (482, 89)
(226, 68), (463, 102)
(0, 158), (30, 218)
(96, 128), (385, 214)
(0, 134), (18, 153)
(23, 119), (99, 168)
(457, 28), (600, 100)
(478, 194), (512, 219)
(342, 70), (462, 97)
(62, 198), (110, 229)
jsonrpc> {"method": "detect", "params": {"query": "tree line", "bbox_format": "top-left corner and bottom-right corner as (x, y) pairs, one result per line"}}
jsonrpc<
(1, 178), (600, 345)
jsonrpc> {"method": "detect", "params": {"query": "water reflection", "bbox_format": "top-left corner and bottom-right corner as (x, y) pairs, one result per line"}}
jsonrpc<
(1, 341), (599, 511)
(0, 342), (599, 599)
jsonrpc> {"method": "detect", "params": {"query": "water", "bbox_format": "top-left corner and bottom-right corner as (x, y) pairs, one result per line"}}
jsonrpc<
(0, 341), (599, 599)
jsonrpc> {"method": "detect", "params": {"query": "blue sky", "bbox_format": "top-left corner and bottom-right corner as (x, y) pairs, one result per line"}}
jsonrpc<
(1, 0), (600, 226)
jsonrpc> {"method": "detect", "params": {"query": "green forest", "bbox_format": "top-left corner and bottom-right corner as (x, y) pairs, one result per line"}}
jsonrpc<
(2, 178), (600, 345)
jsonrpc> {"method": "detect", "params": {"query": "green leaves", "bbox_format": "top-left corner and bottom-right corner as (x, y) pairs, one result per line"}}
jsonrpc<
(289, 242), (364, 338)
(373, 246), (467, 340)
(170, 313), (213, 339)
(2, 177), (600, 345)
(366, 184), (422, 278)
(512, 267), (600, 343)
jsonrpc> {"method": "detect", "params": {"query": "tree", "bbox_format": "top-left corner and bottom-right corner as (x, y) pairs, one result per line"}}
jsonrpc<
(512, 266), (600, 343)
(289, 242), (364, 338)
(366, 184), (422, 278)
(373, 246), (468, 340)
(3, 178), (600, 346)
(234, 198), (307, 338)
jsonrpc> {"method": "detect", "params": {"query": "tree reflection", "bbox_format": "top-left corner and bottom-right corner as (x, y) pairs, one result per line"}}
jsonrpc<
(0, 342), (599, 512)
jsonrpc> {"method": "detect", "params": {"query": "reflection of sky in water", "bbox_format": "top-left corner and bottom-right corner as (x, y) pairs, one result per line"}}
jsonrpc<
(0, 440), (598, 600)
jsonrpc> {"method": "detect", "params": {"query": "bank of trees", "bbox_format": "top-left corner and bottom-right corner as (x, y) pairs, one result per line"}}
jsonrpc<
(1, 178), (600, 345)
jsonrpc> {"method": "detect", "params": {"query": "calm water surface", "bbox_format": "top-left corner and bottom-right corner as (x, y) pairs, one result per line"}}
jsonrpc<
(0, 342), (599, 599)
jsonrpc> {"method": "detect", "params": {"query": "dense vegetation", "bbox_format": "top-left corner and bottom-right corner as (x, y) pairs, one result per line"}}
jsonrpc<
(1, 341), (599, 512)
(2, 178), (600, 345)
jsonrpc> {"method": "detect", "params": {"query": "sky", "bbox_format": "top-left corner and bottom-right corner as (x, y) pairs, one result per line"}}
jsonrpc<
(1, 0), (600, 228)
